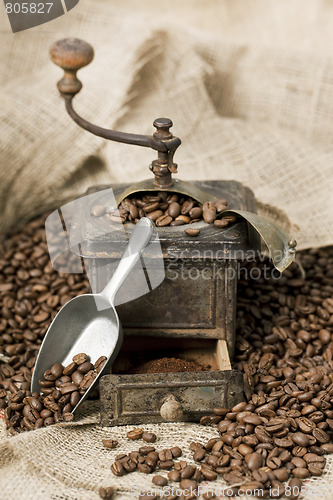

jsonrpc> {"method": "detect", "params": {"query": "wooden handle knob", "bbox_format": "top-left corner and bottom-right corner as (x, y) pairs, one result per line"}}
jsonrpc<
(50, 38), (94, 96)
(160, 395), (183, 422)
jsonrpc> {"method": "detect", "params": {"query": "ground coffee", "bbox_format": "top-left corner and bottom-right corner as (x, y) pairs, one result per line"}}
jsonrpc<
(134, 357), (204, 374)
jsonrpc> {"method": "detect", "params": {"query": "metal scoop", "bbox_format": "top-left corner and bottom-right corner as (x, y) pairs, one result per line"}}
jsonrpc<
(31, 217), (154, 412)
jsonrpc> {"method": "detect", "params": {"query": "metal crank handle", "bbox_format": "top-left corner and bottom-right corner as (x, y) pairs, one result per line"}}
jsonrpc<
(49, 38), (181, 154)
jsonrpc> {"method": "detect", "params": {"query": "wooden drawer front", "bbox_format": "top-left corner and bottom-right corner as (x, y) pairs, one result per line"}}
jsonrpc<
(100, 370), (243, 426)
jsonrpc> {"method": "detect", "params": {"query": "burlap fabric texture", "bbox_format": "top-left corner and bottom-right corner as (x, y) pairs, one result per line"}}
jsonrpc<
(1, 0), (333, 247)
(1, 1), (333, 498)
(1, 403), (333, 500)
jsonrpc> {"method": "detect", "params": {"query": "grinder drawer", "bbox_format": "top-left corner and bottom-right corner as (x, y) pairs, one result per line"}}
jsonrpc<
(99, 337), (243, 426)
(99, 369), (243, 426)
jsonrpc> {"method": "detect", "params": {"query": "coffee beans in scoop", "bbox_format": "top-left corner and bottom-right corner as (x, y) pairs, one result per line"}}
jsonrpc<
(4, 353), (107, 432)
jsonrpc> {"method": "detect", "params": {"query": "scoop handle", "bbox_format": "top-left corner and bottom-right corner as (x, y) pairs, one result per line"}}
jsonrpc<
(100, 218), (154, 305)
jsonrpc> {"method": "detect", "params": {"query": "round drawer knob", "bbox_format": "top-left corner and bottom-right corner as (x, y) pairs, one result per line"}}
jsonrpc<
(160, 395), (183, 422)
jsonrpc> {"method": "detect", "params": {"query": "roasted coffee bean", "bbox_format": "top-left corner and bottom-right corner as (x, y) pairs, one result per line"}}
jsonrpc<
(180, 465), (195, 479)
(190, 442), (203, 451)
(179, 479), (197, 490)
(293, 467), (309, 479)
(44, 416), (54, 426)
(146, 210), (163, 222)
(144, 202), (160, 214)
(321, 443), (333, 454)
(139, 446), (155, 455)
(181, 200), (193, 215)
(184, 228), (200, 237)
(156, 214), (173, 227)
(308, 463), (324, 475)
(70, 391), (80, 407)
(55, 376), (71, 388)
(168, 202), (181, 218)
(245, 452), (263, 470)
(220, 214), (237, 224)
(102, 438), (118, 449)
(152, 475), (168, 486)
(71, 370), (84, 386)
(202, 202), (216, 224)
(170, 447), (182, 458)
(242, 414), (263, 426)
(170, 219), (185, 226)
(146, 457), (158, 468)
(142, 432), (157, 443)
(50, 363), (63, 378)
(62, 403), (72, 414)
(193, 448), (206, 461)
(174, 460), (187, 471)
(60, 383), (79, 395)
(127, 428), (143, 440)
(200, 465), (217, 481)
(292, 432), (311, 447)
(43, 370), (57, 382)
(159, 460), (174, 470)
(273, 468), (289, 482)
(189, 207), (202, 219)
(95, 356), (107, 372)
(77, 361), (94, 374)
(175, 215), (191, 224)
(63, 362), (77, 376)
(79, 370), (97, 390)
(159, 449), (173, 461)
(123, 459), (137, 473)
(98, 486), (114, 499)
(111, 461), (125, 477)
(168, 469), (181, 482)
(137, 463), (153, 474)
(312, 428), (330, 443)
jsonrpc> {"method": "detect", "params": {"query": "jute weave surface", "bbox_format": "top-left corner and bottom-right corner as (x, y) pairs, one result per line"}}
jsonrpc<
(1, 1), (333, 498)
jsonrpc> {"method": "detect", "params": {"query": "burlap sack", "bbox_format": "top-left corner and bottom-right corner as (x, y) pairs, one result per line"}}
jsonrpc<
(1, 0), (333, 247)
(1, 1), (333, 498)
(1, 402), (333, 500)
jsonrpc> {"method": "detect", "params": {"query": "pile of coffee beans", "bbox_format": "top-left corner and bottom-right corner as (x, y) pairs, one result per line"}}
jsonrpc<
(0, 214), (91, 393)
(1, 212), (333, 498)
(196, 247), (333, 497)
(91, 192), (236, 236)
(3, 352), (107, 432)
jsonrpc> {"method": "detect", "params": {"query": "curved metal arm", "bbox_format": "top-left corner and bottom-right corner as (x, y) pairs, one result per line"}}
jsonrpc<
(65, 97), (172, 153)
(50, 38), (181, 189)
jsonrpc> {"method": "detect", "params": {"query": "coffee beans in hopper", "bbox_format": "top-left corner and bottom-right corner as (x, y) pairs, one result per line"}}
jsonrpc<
(90, 191), (233, 236)
(3, 353), (106, 432)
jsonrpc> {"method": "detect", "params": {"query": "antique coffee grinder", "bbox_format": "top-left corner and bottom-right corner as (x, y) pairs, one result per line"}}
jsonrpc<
(50, 38), (296, 426)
